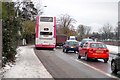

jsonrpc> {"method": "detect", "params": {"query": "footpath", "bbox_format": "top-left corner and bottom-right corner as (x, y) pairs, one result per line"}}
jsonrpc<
(1, 46), (52, 78)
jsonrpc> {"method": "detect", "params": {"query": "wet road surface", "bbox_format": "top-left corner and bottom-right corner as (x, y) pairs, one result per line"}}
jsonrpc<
(34, 48), (120, 79)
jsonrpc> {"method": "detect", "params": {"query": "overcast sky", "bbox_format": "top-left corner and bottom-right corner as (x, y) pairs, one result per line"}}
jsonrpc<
(33, 0), (119, 32)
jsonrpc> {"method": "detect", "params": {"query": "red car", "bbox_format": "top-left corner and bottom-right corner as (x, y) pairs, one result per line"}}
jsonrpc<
(78, 42), (109, 63)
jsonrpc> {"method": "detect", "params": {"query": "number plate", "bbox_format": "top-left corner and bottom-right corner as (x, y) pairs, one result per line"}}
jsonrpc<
(71, 46), (75, 48)
(96, 50), (103, 53)
(44, 35), (48, 37)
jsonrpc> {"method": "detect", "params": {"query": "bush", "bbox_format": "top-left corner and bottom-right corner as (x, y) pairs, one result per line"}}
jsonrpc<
(2, 2), (19, 66)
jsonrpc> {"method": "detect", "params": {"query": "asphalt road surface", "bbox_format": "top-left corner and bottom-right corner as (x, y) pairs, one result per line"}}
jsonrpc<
(34, 47), (120, 79)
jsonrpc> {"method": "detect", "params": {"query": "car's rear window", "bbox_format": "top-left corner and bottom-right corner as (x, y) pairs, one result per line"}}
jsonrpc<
(90, 43), (107, 48)
(67, 41), (79, 46)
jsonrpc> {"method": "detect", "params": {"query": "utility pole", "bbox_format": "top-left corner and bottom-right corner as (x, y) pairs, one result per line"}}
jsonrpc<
(118, 1), (120, 46)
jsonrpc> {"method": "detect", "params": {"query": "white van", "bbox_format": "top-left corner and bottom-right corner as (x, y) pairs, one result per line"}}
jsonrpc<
(69, 36), (76, 40)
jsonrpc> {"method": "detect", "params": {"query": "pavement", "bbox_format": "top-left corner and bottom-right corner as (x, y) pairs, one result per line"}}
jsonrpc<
(1, 46), (52, 78)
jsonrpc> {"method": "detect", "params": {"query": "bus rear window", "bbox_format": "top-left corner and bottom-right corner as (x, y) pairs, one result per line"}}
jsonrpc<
(40, 32), (52, 35)
(40, 17), (53, 22)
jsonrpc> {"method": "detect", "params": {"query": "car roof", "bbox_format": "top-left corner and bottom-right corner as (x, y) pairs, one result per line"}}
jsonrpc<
(66, 40), (78, 42)
(82, 38), (93, 41)
(85, 41), (103, 44)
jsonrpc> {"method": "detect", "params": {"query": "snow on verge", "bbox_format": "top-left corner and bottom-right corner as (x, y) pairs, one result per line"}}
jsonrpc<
(2, 46), (53, 78)
(106, 45), (120, 55)
(0, 47), (22, 79)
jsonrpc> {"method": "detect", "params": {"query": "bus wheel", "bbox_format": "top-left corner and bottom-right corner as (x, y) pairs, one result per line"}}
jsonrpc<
(35, 47), (39, 50)
(51, 48), (54, 50)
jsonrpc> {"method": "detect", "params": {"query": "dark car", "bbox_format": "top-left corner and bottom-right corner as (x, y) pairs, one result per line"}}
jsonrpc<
(80, 38), (93, 47)
(63, 40), (79, 53)
(111, 53), (120, 74)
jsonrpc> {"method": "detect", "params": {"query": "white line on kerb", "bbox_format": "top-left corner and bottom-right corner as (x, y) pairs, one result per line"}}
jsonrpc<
(75, 59), (118, 79)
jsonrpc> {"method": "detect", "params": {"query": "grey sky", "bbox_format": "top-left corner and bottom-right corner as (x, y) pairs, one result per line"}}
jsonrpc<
(13, 0), (117, 32)
(33, 0), (118, 32)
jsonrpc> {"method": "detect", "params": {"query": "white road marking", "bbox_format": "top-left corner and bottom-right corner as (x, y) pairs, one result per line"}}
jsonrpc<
(55, 49), (119, 79)
(75, 59), (118, 79)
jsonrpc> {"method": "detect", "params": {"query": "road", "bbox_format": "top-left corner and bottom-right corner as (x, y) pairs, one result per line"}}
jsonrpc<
(34, 47), (120, 79)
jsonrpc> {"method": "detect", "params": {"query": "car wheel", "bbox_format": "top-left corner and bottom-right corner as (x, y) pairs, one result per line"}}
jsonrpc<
(95, 58), (98, 61)
(63, 49), (65, 52)
(85, 53), (89, 61)
(65, 49), (68, 53)
(74, 51), (76, 53)
(104, 58), (108, 63)
(111, 61), (118, 74)
(78, 53), (81, 59)
(76, 50), (79, 54)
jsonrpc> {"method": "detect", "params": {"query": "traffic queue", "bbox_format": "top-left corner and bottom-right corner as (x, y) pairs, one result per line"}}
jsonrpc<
(61, 36), (120, 74)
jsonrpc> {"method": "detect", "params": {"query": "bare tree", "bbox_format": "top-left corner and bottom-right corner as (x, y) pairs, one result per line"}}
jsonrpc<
(77, 25), (91, 40)
(85, 26), (91, 35)
(77, 25), (85, 36)
(100, 23), (113, 34)
(99, 23), (113, 39)
(57, 14), (76, 36)
(114, 26), (118, 33)
(33, 0), (43, 15)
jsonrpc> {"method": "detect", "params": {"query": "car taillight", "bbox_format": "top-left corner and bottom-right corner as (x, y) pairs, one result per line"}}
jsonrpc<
(106, 49), (109, 53)
(89, 48), (93, 51)
(66, 45), (69, 48)
(89, 48), (95, 53)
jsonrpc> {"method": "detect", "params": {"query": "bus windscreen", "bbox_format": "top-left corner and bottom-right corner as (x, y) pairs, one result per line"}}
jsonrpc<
(40, 17), (53, 22)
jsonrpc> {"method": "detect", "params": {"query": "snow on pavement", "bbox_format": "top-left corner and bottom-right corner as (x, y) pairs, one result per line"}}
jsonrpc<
(3, 46), (52, 78)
